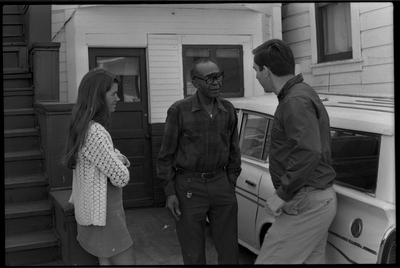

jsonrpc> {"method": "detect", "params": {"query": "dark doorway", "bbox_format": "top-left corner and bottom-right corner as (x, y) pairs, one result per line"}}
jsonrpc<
(89, 48), (153, 208)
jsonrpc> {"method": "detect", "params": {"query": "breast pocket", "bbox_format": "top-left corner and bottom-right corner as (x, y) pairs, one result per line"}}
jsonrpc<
(181, 131), (204, 155)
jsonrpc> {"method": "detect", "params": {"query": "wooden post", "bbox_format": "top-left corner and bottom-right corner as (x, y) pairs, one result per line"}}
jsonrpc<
(22, 5), (52, 46)
(34, 102), (74, 189)
(29, 42), (61, 102)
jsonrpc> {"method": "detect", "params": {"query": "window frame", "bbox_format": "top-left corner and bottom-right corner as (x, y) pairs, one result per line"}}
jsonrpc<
(88, 47), (147, 106)
(315, 2), (353, 63)
(330, 127), (381, 193)
(239, 111), (273, 163)
(182, 44), (244, 98)
(309, 2), (362, 79)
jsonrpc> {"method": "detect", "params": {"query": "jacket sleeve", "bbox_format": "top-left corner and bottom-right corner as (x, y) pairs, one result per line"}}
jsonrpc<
(276, 96), (321, 201)
(82, 123), (130, 187)
(156, 107), (180, 196)
(226, 107), (242, 185)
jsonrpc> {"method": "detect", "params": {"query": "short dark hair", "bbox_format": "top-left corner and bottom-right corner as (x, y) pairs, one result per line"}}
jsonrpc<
(190, 58), (218, 80)
(252, 39), (295, 77)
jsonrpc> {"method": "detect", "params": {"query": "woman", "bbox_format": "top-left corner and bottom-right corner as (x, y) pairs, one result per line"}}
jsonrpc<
(62, 68), (135, 265)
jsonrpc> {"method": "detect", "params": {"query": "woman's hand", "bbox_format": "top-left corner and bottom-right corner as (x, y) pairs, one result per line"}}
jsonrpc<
(117, 155), (127, 165)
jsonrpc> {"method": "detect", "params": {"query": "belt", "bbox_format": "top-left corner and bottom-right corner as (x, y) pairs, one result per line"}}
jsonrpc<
(177, 167), (226, 179)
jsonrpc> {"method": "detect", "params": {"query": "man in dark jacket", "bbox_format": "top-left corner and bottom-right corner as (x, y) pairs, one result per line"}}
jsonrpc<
(157, 59), (241, 264)
(252, 39), (337, 264)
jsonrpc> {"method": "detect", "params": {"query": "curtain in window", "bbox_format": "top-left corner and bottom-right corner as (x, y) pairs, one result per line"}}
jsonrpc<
(322, 2), (352, 55)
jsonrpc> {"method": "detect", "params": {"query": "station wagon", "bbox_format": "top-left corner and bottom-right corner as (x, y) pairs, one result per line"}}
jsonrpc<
(229, 93), (395, 264)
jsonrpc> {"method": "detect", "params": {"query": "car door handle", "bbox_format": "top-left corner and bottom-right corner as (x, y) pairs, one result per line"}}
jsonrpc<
(245, 180), (257, 187)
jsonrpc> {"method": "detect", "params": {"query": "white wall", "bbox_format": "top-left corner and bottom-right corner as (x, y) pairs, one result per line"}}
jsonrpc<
(282, 2), (394, 96)
(51, 4), (281, 123)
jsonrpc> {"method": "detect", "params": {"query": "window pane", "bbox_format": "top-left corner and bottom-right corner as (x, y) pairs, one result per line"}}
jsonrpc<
(216, 49), (241, 94)
(331, 129), (379, 192)
(321, 3), (352, 55)
(241, 114), (269, 160)
(185, 49), (210, 96)
(96, 57), (141, 102)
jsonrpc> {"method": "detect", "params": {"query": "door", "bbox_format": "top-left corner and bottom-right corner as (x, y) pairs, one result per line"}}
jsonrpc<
(236, 112), (270, 247)
(89, 48), (153, 208)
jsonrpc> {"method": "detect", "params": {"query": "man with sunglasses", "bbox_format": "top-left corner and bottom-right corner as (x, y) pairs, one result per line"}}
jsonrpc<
(157, 59), (241, 264)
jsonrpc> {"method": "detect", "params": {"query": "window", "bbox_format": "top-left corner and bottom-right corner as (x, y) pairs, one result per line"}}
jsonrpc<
(182, 45), (244, 98)
(240, 113), (272, 161)
(89, 48), (145, 103)
(331, 129), (380, 192)
(315, 2), (352, 63)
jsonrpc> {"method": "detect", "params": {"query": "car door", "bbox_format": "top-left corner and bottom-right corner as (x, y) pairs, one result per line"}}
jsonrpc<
(236, 112), (271, 248)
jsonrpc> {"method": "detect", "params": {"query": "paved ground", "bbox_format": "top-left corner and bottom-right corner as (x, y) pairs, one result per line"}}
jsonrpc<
(125, 206), (257, 265)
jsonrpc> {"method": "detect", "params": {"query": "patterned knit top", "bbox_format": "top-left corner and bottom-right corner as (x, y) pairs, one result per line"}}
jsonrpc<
(69, 121), (130, 226)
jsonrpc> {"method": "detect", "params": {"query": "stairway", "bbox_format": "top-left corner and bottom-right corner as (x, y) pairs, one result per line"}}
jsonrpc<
(3, 5), (61, 266)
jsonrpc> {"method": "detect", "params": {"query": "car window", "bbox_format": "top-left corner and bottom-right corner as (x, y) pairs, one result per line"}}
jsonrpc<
(331, 129), (380, 193)
(240, 112), (272, 161)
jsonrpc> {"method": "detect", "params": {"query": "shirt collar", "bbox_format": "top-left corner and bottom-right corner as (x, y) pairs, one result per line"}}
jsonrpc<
(277, 74), (304, 102)
(191, 91), (227, 113)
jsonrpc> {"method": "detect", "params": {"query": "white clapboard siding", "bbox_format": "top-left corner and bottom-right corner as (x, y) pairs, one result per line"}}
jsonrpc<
(282, 2), (393, 95)
(148, 35), (182, 124)
(363, 44), (394, 66)
(51, 8), (70, 102)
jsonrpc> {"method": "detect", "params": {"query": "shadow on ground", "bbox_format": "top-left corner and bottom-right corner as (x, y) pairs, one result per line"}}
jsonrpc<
(125, 207), (257, 265)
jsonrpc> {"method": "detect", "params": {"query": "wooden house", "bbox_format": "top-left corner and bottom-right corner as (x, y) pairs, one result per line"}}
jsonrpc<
(4, 2), (394, 265)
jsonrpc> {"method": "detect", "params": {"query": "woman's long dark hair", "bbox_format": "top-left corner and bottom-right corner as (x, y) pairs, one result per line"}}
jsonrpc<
(61, 68), (120, 169)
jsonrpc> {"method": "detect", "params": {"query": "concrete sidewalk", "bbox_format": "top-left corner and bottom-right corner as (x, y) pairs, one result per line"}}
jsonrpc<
(125, 207), (257, 265)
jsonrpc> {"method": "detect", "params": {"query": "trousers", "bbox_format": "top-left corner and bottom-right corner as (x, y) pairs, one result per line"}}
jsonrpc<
(174, 171), (239, 264)
(255, 186), (337, 264)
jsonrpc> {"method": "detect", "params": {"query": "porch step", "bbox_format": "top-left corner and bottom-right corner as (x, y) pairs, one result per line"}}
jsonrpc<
(4, 127), (39, 152)
(5, 230), (60, 266)
(4, 149), (43, 161)
(3, 72), (32, 88)
(3, 87), (34, 109)
(5, 173), (48, 204)
(4, 149), (45, 177)
(3, 68), (30, 75)
(2, 5), (24, 44)
(4, 127), (38, 137)
(5, 200), (53, 234)
(2, 29), (24, 43)
(3, 41), (26, 47)
(4, 108), (36, 130)
(3, 46), (28, 69)
(3, 5), (22, 13)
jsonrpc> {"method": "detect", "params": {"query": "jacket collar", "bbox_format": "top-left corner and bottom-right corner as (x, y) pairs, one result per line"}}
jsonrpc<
(277, 74), (304, 102)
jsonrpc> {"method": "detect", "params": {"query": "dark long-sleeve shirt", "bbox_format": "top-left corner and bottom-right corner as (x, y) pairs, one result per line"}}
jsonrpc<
(270, 74), (336, 202)
(157, 92), (242, 196)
